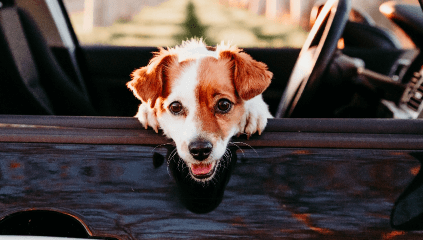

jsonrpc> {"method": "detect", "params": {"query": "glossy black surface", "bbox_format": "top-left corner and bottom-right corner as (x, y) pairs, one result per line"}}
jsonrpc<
(0, 142), (422, 239)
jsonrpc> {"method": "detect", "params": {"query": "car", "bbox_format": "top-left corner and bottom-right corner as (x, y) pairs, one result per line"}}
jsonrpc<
(1, 0), (423, 238)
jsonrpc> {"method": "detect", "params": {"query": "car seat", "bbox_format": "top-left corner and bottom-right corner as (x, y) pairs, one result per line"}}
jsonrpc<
(0, 0), (96, 115)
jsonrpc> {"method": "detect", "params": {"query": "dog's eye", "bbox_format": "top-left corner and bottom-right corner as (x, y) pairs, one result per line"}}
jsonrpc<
(216, 99), (232, 113)
(169, 101), (183, 114)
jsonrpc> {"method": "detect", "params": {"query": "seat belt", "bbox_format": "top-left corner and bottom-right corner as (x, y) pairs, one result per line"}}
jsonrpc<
(0, 6), (54, 114)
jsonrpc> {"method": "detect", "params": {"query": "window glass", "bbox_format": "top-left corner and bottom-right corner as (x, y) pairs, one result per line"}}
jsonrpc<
(63, 0), (308, 47)
(63, 0), (416, 48)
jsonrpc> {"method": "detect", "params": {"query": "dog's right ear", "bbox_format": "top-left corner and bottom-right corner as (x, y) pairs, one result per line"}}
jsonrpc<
(127, 50), (177, 108)
(218, 47), (272, 101)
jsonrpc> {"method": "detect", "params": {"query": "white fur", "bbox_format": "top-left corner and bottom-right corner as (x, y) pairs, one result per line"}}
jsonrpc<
(177, 41), (218, 62)
(159, 61), (201, 164)
(135, 101), (159, 133)
(239, 95), (273, 136)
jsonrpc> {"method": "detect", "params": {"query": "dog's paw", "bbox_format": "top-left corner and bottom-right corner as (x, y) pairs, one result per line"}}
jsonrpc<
(238, 95), (273, 138)
(135, 103), (160, 133)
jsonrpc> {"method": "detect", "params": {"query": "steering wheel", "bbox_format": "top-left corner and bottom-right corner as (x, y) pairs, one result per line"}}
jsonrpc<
(276, 0), (351, 118)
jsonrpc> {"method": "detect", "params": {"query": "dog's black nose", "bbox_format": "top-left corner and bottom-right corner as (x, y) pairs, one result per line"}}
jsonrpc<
(188, 140), (213, 161)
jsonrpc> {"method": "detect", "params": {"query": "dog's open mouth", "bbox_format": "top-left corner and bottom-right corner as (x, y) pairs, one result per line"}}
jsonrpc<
(189, 162), (216, 179)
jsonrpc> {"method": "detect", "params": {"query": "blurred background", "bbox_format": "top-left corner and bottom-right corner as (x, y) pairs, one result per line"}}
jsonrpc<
(63, 0), (417, 48)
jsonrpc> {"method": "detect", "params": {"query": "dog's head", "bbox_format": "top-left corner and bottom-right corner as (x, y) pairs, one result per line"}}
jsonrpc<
(128, 40), (272, 182)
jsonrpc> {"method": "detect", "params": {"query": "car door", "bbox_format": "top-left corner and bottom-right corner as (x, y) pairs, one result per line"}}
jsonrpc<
(1, 116), (423, 239)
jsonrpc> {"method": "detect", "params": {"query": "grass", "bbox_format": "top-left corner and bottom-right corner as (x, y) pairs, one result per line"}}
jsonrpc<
(69, 0), (307, 48)
(174, 1), (209, 45)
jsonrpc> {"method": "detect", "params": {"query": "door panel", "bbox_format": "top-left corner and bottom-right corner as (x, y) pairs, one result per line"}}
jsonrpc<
(0, 142), (421, 239)
(1, 116), (423, 238)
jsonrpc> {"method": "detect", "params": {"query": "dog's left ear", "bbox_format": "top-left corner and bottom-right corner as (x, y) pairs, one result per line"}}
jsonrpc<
(220, 50), (273, 100)
(127, 50), (177, 108)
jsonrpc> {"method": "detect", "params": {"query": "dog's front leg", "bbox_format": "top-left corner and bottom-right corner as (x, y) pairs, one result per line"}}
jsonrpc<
(238, 95), (273, 137)
(135, 103), (160, 133)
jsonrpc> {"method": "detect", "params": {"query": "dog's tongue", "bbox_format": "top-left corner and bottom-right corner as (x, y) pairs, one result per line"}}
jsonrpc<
(191, 163), (213, 175)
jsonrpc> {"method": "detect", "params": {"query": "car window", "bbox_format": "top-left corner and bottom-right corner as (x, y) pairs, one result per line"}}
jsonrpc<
(63, 0), (307, 48)
(63, 0), (415, 48)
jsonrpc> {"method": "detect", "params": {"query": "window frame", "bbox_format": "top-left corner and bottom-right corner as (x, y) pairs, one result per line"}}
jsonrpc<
(1, 115), (423, 150)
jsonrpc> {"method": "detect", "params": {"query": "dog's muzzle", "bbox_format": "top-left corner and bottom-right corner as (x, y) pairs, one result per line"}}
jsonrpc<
(188, 139), (215, 178)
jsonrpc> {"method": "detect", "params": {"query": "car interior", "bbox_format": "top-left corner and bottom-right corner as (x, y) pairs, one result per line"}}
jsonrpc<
(1, 0), (422, 120)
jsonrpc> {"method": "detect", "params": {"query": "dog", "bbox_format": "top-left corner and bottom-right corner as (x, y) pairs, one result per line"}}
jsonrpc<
(127, 39), (273, 182)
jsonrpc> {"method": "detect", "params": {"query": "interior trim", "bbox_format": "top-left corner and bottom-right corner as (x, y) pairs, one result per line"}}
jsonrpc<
(0, 115), (423, 149)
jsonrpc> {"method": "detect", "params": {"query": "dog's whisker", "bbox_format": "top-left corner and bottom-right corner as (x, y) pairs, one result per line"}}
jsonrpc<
(230, 141), (253, 149)
(223, 148), (230, 157)
(177, 158), (189, 173)
(177, 158), (185, 172)
(168, 149), (178, 162)
(167, 148), (176, 158)
(227, 148), (233, 158)
(221, 149), (232, 170)
(166, 149), (178, 178)
(223, 150), (229, 158)
(181, 164), (188, 172)
(229, 142), (245, 156)
(151, 142), (174, 153)
(230, 141), (258, 156)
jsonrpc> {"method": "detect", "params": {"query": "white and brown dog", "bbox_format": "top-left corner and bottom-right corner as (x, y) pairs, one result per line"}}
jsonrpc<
(128, 39), (273, 182)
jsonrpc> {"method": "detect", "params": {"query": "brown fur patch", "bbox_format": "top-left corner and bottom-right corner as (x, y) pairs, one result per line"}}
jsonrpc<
(195, 57), (245, 141)
(127, 49), (194, 109)
(218, 47), (273, 100)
